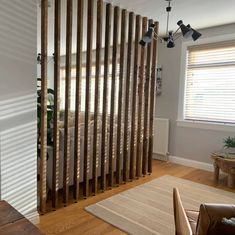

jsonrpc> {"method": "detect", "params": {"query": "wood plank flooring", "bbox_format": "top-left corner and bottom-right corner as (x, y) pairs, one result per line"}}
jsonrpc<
(37, 160), (235, 235)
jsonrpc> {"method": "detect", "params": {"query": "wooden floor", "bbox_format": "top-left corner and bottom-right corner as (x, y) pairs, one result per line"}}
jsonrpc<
(37, 160), (235, 235)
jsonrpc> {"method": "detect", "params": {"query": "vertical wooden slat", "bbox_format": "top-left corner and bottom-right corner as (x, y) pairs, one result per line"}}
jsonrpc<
(63, 0), (73, 205)
(52, 0), (61, 209)
(116, 9), (126, 185)
(92, 0), (103, 195)
(123, 12), (134, 182)
(84, 0), (94, 198)
(136, 17), (147, 178)
(101, 3), (112, 191)
(74, 0), (84, 202)
(108, 6), (120, 188)
(148, 22), (159, 174)
(40, 0), (48, 214)
(130, 15), (141, 180)
(142, 19), (153, 176)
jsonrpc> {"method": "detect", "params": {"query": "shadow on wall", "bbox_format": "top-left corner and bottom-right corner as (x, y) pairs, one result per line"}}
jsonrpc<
(0, 93), (37, 222)
(0, 93), (35, 122)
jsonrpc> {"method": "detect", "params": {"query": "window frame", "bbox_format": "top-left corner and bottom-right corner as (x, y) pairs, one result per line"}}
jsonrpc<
(177, 33), (235, 132)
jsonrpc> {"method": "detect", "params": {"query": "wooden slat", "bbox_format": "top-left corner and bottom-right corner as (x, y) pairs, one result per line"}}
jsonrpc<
(52, 0), (61, 209)
(116, 9), (127, 185)
(74, 0), (84, 201)
(101, 3), (112, 191)
(40, 0), (48, 214)
(148, 22), (159, 174)
(84, 0), (94, 198)
(136, 17), (147, 178)
(108, 6), (120, 188)
(123, 12), (134, 182)
(92, 0), (103, 195)
(63, 0), (73, 205)
(130, 15), (141, 180)
(142, 19), (153, 176)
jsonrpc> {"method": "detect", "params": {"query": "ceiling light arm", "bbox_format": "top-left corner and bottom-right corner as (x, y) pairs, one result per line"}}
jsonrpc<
(172, 26), (183, 41)
(172, 26), (181, 37)
(153, 31), (164, 43)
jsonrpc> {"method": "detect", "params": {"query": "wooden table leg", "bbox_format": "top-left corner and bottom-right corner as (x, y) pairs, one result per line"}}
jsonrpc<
(227, 174), (235, 188)
(213, 161), (219, 184)
(228, 168), (235, 188)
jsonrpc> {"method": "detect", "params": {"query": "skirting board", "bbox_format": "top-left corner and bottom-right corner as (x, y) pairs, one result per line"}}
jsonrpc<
(168, 155), (214, 172)
(25, 210), (40, 225)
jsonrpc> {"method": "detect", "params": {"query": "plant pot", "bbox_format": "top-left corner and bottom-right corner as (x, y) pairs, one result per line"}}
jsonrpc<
(226, 147), (235, 154)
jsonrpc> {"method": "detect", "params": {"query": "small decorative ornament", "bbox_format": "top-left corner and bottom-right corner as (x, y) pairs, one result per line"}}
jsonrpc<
(156, 67), (162, 96)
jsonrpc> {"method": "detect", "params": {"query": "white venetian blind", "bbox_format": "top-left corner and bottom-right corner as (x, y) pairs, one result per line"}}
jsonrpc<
(184, 41), (235, 124)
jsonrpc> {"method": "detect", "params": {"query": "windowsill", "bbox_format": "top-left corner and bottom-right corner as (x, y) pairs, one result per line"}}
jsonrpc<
(177, 120), (235, 132)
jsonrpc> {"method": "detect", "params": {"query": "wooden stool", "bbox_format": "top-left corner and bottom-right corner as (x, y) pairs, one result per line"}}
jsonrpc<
(211, 153), (235, 188)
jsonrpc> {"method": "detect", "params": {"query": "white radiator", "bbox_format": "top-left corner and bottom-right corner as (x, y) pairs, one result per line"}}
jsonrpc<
(153, 118), (169, 160)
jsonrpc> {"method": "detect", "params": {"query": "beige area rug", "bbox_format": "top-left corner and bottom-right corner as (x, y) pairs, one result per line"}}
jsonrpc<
(85, 175), (235, 235)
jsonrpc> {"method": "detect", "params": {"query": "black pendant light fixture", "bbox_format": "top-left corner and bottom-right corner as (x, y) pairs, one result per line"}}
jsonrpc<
(139, 0), (202, 48)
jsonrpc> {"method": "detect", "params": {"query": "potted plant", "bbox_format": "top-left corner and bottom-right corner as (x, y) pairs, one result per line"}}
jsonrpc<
(37, 78), (54, 146)
(223, 136), (235, 154)
(37, 78), (54, 199)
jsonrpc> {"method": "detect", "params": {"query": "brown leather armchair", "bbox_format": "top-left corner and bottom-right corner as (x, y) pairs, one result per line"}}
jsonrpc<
(173, 188), (235, 235)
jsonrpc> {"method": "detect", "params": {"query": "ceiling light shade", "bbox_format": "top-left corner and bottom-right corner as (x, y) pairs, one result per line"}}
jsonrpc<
(139, 24), (155, 46)
(177, 20), (193, 38)
(139, 39), (146, 47)
(186, 24), (202, 41)
(192, 30), (202, 41)
(166, 32), (175, 48)
(192, 29), (202, 41)
(167, 39), (175, 48)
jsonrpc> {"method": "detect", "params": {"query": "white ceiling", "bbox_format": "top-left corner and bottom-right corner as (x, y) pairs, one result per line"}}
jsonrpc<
(37, 0), (235, 55)
(106, 0), (235, 34)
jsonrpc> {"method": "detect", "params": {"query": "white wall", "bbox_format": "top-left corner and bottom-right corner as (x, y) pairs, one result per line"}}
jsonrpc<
(156, 23), (235, 164)
(0, 0), (38, 223)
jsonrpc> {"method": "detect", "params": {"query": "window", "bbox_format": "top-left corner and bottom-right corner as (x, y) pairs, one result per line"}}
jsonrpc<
(60, 64), (119, 114)
(184, 41), (235, 124)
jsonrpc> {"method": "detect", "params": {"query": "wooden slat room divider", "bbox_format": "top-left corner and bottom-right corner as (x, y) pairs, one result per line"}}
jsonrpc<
(101, 3), (111, 192)
(84, 0), (94, 199)
(52, 0), (61, 209)
(39, 0), (159, 213)
(116, 9), (127, 185)
(108, 6), (120, 188)
(63, 0), (73, 206)
(148, 22), (159, 174)
(123, 11), (134, 182)
(40, 0), (48, 214)
(136, 17), (147, 178)
(142, 20), (154, 175)
(74, 0), (84, 202)
(92, 0), (103, 196)
(130, 14), (141, 180)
